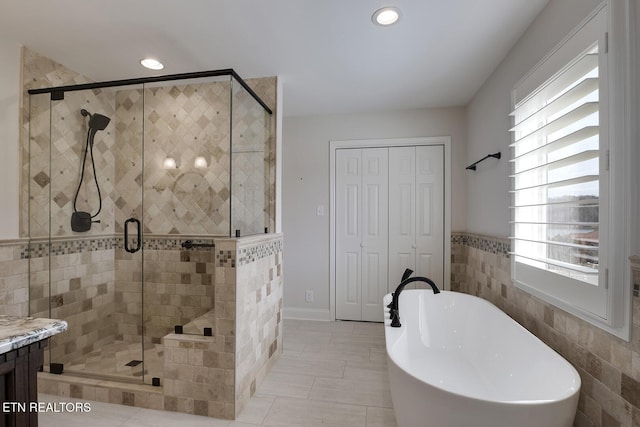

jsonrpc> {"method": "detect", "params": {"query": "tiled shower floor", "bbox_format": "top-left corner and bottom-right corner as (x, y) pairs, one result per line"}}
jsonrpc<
(63, 340), (164, 385)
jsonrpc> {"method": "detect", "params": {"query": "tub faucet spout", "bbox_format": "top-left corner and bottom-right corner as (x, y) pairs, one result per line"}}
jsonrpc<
(386, 268), (414, 309)
(390, 271), (440, 328)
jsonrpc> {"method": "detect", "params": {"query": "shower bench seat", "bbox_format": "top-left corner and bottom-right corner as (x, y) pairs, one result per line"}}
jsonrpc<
(180, 310), (216, 336)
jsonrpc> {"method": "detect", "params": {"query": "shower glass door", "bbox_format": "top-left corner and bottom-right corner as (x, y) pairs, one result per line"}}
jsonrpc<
(28, 85), (146, 383)
(139, 76), (230, 351)
(230, 76), (271, 236)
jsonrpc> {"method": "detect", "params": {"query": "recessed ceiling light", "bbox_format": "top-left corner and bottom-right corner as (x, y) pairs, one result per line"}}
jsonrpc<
(372, 6), (400, 26)
(140, 58), (164, 70)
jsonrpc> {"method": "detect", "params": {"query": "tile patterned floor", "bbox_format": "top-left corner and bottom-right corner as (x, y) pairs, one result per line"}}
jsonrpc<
(39, 319), (397, 426)
(64, 340), (164, 385)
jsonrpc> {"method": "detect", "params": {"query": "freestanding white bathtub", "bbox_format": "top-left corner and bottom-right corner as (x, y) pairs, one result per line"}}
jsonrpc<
(384, 290), (580, 427)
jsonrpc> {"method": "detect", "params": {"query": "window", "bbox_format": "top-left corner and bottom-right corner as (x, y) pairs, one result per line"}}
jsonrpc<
(509, 1), (632, 338)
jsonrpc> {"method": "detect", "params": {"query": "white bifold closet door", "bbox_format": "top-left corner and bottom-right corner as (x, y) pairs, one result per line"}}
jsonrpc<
(388, 146), (444, 290)
(335, 145), (444, 322)
(335, 148), (389, 321)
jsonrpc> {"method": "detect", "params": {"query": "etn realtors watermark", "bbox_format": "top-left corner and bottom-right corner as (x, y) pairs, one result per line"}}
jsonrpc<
(2, 401), (91, 413)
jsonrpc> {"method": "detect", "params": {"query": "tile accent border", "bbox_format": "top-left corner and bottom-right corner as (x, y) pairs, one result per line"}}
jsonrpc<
(22, 235), (219, 259)
(238, 238), (283, 266)
(451, 231), (510, 255)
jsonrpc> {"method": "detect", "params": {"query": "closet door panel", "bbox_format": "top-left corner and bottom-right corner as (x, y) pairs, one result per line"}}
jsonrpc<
(336, 149), (362, 320)
(361, 148), (388, 322)
(415, 145), (444, 286)
(416, 253), (434, 280)
(388, 147), (416, 289)
(362, 252), (384, 309)
(344, 252), (360, 304)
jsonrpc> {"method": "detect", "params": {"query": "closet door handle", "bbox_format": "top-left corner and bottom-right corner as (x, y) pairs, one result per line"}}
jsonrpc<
(124, 218), (141, 253)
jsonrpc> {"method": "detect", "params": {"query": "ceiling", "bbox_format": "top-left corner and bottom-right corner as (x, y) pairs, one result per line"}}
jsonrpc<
(0, 0), (549, 117)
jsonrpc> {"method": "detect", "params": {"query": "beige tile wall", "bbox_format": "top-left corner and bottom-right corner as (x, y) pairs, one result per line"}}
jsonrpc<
(22, 48), (277, 238)
(21, 48), (96, 238)
(0, 241), (29, 317)
(117, 234), (283, 420)
(163, 332), (235, 418)
(118, 83), (233, 235)
(115, 243), (216, 345)
(38, 372), (164, 411)
(33, 234), (281, 420)
(28, 241), (117, 367)
(452, 232), (640, 427)
(24, 49), (117, 239)
(16, 234), (221, 376)
(235, 234), (284, 417)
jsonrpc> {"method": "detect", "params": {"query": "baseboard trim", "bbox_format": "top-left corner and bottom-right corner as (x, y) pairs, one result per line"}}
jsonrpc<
(283, 307), (332, 321)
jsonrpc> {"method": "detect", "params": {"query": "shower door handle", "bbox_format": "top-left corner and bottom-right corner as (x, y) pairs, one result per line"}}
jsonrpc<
(124, 218), (141, 253)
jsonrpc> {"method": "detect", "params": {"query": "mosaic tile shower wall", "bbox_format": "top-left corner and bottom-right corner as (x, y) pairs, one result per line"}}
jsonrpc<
(25, 53), (117, 239)
(452, 232), (640, 427)
(114, 243), (216, 345)
(22, 48), (277, 239)
(113, 88), (144, 234)
(21, 48), (95, 238)
(116, 83), (232, 235)
(37, 234), (283, 420)
(114, 79), (274, 236)
(0, 242), (29, 317)
(28, 243), (117, 368)
(159, 237), (239, 418)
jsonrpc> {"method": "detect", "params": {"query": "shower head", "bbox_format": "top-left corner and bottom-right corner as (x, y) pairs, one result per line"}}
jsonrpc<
(80, 109), (111, 132)
(89, 113), (110, 132)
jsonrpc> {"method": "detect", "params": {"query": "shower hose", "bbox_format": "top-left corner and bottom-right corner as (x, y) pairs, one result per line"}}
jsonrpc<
(72, 128), (102, 219)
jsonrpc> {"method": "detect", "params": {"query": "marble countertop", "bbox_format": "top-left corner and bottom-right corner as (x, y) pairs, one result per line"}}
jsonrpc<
(0, 316), (67, 355)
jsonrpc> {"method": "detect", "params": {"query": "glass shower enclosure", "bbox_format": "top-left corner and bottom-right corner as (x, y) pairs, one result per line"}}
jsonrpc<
(27, 70), (273, 385)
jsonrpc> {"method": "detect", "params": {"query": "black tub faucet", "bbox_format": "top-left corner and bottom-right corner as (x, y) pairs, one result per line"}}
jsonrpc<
(389, 270), (440, 328)
(386, 268), (413, 309)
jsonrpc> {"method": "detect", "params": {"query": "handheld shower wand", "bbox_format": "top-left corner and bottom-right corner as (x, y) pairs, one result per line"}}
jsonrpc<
(81, 109), (111, 138)
(71, 109), (111, 232)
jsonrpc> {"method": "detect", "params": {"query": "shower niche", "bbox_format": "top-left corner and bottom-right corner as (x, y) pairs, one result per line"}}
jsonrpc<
(26, 60), (281, 419)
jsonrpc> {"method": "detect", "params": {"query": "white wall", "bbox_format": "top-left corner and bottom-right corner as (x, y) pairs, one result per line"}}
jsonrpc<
(282, 107), (467, 317)
(0, 41), (21, 240)
(466, 0), (602, 237)
(635, 0), (640, 256)
(633, 0), (640, 256)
